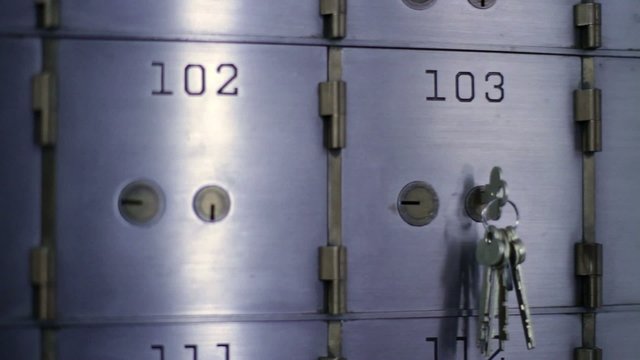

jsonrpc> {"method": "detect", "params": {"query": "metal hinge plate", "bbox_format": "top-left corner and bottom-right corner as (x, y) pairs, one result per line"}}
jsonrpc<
(31, 246), (55, 321)
(319, 245), (347, 315)
(574, 3), (602, 50)
(575, 347), (603, 360)
(320, 0), (347, 39)
(35, 0), (60, 29)
(319, 80), (346, 150)
(319, 322), (346, 360)
(575, 243), (603, 309)
(31, 246), (50, 287)
(32, 72), (57, 147)
(574, 88), (602, 153)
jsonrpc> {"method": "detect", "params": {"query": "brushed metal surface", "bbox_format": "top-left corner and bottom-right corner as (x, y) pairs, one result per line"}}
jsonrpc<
(0, 39), (41, 322)
(0, 2), (34, 31)
(0, 327), (40, 360)
(596, 57), (640, 305)
(55, 40), (327, 319)
(57, 1), (320, 39)
(347, 0), (575, 49)
(599, 311), (640, 358)
(57, 322), (326, 359)
(343, 48), (582, 312)
(344, 315), (582, 359)
(602, 2), (640, 51)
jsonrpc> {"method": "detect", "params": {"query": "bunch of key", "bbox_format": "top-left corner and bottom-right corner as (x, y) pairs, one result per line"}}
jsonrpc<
(477, 223), (535, 356)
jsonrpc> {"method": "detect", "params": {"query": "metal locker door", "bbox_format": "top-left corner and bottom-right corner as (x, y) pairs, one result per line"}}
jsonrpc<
(0, 328), (40, 360)
(602, 3), (640, 51)
(343, 315), (583, 359)
(56, 1), (320, 40)
(0, 38), (42, 322)
(596, 57), (640, 306)
(53, 40), (327, 320)
(342, 48), (582, 312)
(346, 1), (576, 50)
(599, 311), (640, 358)
(57, 322), (326, 359)
(346, 1), (640, 52)
(0, 2), (35, 32)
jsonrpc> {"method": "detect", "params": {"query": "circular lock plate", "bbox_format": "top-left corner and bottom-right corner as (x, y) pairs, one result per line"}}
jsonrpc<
(402, 0), (437, 10)
(468, 0), (497, 9)
(118, 180), (164, 226)
(193, 185), (231, 223)
(397, 181), (440, 227)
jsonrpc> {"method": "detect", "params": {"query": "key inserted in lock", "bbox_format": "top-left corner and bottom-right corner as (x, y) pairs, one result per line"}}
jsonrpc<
(465, 167), (509, 223)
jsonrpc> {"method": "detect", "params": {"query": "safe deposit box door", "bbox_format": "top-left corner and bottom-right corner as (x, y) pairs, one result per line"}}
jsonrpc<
(602, 3), (640, 51)
(55, 41), (326, 319)
(344, 315), (582, 359)
(0, 2), (34, 32)
(57, 322), (325, 359)
(599, 311), (640, 358)
(597, 57), (640, 306)
(344, 49), (582, 312)
(348, 1), (640, 52)
(347, 1), (576, 49)
(0, 39), (41, 322)
(0, 328), (40, 360)
(58, 1), (319, 39)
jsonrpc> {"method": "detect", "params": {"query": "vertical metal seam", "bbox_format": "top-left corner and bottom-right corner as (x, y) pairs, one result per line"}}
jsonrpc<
(575, 56), (602, 360)
(320, 47), (346, 360)
(37, 38), (58, 360)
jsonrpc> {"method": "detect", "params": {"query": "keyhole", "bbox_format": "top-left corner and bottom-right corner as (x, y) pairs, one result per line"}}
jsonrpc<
(397, 181), (440, 227)
(469, 0), (496, 9)
(118, 180), (164, 226)
(402, 0), (437, 10)
(193, 185), (231, 223)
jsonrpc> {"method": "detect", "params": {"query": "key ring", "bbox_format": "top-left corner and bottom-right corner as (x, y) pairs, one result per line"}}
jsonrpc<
(481, 198), (520, 232)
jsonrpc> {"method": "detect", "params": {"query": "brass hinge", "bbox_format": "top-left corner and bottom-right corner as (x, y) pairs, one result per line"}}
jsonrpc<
(42, 329), (57, 360)
(320, 0), (347, 40)
(31, 246), (55, 321)
(574, 88), (602, 153)
(319, 246), (347, 315)
(319, 80), (346, 150)
(575, 313), (602, 360)
(574, 55), (602, 360)
(32, 72), (57, 147)
(575, 347), (602, 360)
(574, 3), (602, 50)
(35, 0), (60, 29)
(575, 57), (602, 155)
(575, 243), (603, 309)
(319, 322), (346, 360)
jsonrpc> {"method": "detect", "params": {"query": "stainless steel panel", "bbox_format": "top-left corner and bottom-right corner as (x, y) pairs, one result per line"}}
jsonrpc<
(57, 322), (325, 359)
(0, 327), (40, 360)
(602, 2), (640, 51)
(600, 311), (640, 358)
(343, 49), (582, 312)
(58, 1), (320, 39)
(0, 2), (34, 31)
(0, 39), (41, 322)
(347, 1), (575, 49)
(55, 41), (326, 319)
(596, 57), (640, 305)
(344, 315), (582, 359)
